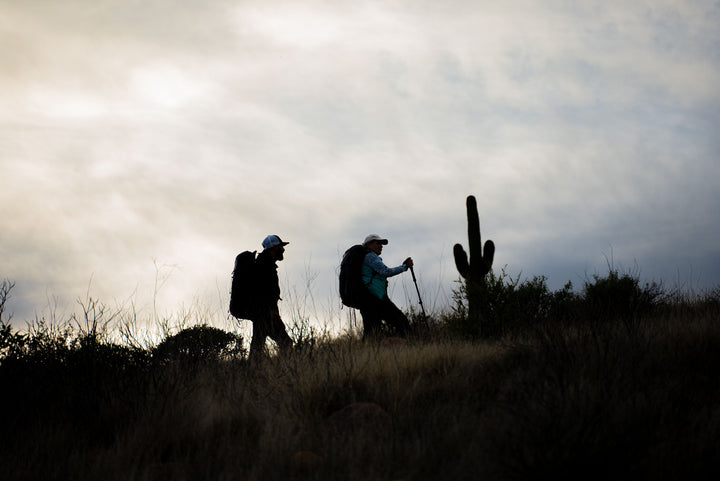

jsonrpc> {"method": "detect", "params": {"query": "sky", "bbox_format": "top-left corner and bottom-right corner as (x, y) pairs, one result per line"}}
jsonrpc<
(1, 0), (719, 333)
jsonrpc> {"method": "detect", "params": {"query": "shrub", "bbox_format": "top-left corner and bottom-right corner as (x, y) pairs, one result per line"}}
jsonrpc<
(582, 269), (663, 323)
(152, 324), (246, 365)
(444, 269), (577, 338)
(445, 267), (670, 338)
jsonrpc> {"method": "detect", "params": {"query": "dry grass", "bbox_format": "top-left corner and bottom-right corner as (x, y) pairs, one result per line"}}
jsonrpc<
(1, 278), (719, 480)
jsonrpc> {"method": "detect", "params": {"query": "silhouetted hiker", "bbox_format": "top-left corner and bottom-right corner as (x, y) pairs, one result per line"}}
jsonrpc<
(357, 234), (413, 339)
(249, 235), (293, 361)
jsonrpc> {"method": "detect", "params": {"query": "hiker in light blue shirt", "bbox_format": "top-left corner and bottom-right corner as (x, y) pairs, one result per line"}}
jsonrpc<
(358, 234), (413, 338)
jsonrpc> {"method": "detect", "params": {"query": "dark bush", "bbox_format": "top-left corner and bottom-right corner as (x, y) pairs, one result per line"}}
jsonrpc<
(446, 267), (671, 338)
(445, 269), (578, 338)
(153, 324), (246, 365)
(582, 269), (663, 322)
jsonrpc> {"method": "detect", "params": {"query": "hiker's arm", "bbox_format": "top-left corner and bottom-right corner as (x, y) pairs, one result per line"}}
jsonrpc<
(366, 253), (408, 278)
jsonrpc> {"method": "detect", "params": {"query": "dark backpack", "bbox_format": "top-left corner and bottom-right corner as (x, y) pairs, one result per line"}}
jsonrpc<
(339, 244), (369, 308)
(229, 250), (257, 319)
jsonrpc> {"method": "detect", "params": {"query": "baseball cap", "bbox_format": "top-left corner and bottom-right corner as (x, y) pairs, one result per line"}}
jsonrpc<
(262, 235), (289, 249)
(363, 234), (388, 245)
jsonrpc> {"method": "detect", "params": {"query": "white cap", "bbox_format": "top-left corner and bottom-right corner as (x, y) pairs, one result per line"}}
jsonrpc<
(262, 235), (289, 249)
(363, 234), (388, 246)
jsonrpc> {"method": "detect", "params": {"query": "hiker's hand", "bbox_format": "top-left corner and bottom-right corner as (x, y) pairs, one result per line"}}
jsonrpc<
(404, 257), (414, 268)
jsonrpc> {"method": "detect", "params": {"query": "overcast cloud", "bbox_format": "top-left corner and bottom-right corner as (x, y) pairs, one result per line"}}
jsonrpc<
(1, 0), (719, 330)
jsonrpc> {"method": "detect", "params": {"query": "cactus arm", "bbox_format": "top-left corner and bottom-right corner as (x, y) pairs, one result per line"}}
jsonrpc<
(453, 244), (470, 279)
(482, 240), (495, 276)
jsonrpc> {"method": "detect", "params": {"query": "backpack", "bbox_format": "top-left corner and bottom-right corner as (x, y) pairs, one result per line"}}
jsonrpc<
(339, 244), (369, 308)
(229, 250), (257, 319)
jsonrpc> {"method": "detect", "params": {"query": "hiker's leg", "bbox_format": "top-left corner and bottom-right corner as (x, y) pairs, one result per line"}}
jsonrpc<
(249, 315), (269, 361)
(359, 311), (381, 339)
(380, 296), (410, 337)
(267, 307), (292, 353)
(359, 295), (383, 339)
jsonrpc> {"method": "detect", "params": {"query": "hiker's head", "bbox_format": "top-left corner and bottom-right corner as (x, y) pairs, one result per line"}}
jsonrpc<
(262, 235), (289, 261)
(363, 234), (388, 255)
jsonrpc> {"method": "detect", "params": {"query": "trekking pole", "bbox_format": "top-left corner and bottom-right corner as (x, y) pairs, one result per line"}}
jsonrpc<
(409, 266), (427, 318)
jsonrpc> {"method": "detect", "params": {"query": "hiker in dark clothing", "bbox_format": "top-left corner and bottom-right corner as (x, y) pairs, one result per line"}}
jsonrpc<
(358, 234), (413, 338)
(249, 235), (293, 361)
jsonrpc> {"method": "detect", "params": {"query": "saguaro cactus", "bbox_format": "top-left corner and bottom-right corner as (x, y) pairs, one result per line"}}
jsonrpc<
(454, 195), (495, 330)
(454, 195), (495, 282)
